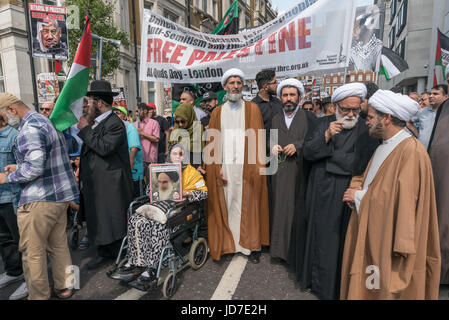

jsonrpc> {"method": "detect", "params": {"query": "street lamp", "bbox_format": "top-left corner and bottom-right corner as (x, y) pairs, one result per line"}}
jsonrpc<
(91, 33), (121, 80)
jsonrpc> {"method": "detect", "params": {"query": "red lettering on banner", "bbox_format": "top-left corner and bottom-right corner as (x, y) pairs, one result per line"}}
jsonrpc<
(146, 38), (163, 62)
(298, 17), (311, 49)
(223, 50), (239, 60)
(187, 49), (205, 66)
(278, 21), (296, 52)
(214, 52), (227, 61)
(268, 33), (276, 54)
(161, 41), (175, 63)
(170, 45), (186, 65)
(255, 40), (264, 55)
(200, 52), (217, 63)
(236, 44), (253, 58)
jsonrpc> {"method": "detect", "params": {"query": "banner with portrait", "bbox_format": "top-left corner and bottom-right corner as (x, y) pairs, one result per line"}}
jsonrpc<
(29, 3), (69, 60)
(37, 73), (60, 103)
(149, 163), (183, 203)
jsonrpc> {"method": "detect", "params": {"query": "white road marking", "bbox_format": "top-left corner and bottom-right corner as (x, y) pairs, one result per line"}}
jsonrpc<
(210, 254), (248, 300)
(114, 288), (147, 300)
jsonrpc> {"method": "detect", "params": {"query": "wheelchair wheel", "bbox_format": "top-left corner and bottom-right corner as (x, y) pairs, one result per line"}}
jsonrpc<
(188, 238), (208, 270)
(69, 227), (80, 250)
(162, 272), (177, 299)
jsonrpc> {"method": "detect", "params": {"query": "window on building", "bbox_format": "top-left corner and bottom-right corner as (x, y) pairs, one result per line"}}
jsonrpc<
(397, 0), (408, 36)
(390, 0), (397, 24)
(43, 0), (57, 5)
(245, 14), (251, 27)
(326, 77), (330, 84)
(366, 73), (371, 81)
(144, 1), (154, 10)
(340, 76), (344, 83)
(350, 75), (355, 82)
(120, 0), (130, 33)
(333, 77), (338, 83)
(255, 0), (259, 11)
(148, 82), (155, 103)
(202, 0), (207, 13)
(0, 56), (5, 93)
(213, 0), (217, 17)
(389, 25), (396, 49)
(397, 39), (406, 59)
(164, 9), (179, 23)
(358, 74), (363, 82)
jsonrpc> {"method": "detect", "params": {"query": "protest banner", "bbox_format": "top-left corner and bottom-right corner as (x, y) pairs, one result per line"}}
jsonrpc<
(29, 3), (69, 60)
(112, 87), (127, 108)
(140, 0), (357, 84)
(37, 73), (59, 103)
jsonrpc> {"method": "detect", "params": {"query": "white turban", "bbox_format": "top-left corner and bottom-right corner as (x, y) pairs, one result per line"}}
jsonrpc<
(277, 78), (305, 98)
(221, 68), (245, 87)
(368, 89), (419, 121)
(331, 82), (367, 103)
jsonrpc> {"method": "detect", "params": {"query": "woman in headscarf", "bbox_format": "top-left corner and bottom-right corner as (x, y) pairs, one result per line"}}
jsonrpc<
(109, 143), (208, 291)
(169, 103), (205, 168)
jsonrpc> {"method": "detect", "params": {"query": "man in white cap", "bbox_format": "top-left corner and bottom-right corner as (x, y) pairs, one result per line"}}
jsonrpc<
(269, 79), (318, 264)
(341, 90), (441, 300)
(204, 68), (269, 264)
(300, 82), (369, 300)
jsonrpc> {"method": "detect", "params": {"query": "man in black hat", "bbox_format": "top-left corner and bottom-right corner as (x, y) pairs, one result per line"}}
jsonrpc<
(200, 91), (218, 129)
(77, 80), (134, 270)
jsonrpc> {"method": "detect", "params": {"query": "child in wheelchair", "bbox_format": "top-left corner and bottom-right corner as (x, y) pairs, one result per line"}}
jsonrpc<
(109, 143), (207, 291)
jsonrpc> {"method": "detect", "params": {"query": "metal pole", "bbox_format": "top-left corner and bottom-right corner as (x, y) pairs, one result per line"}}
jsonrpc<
(24, 0), (39, 111)
(185, 0), (191, 28)
(98, 37), (103, 80)
(131, 0), (141, 105)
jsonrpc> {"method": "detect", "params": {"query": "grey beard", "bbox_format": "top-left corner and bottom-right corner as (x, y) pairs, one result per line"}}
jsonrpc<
(226, 92), (243, 102)
(283, 104), (297, 112)
(336, 108), (359, 129)
(6, 114), (20, 129)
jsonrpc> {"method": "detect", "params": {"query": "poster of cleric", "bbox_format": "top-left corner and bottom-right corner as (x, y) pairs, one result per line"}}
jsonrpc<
(29, 3), (69, 60)
(149, 163), (183, 203)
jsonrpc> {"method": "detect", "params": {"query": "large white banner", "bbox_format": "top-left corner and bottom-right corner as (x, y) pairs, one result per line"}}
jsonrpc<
(140, 0), (356, 83)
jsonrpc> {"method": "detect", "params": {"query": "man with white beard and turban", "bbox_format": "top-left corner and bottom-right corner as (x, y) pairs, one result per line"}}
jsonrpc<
(204, 68), (269, 264)
(341, 90), (441, 300)
(300, 83), (368, 300)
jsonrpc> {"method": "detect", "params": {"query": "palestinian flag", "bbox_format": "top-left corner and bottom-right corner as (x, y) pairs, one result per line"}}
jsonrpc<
(55, 60), (66, 77)
(435, 28), (449, 80)
(50, 13), (91, 131)
(172, 1), (239, 111)
(212, 0), (239, 35)
(378, 47), (409, 81)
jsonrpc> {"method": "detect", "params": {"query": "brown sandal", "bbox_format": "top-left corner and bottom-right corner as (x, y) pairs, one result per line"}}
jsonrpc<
(54, 288), (75, 299)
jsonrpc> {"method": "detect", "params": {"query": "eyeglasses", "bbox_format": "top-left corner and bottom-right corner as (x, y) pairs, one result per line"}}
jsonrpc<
(303, 107), (313, 111)
(267, 80), (278, 85)
(337, 105), (361, 114)
(175, 119), (187, 125)
(40, 108), (52, 112)
(277, 153), (287, 164)
(171, 151), (184, 156)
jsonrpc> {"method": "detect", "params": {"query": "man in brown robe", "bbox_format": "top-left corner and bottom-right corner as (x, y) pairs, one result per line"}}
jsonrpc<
(204, 68), (269, 263)
(341, 90), (441, 300)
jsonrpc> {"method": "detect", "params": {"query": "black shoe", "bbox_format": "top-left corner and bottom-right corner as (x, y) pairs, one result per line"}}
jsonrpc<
(87, 256), (110, 270)
(109, 266), (145, 282)
(248, 251), (261, 264)
(128, 273), (156, 292)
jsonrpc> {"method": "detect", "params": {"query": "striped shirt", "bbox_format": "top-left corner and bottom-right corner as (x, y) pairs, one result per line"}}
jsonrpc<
(5, 111), (78, 207)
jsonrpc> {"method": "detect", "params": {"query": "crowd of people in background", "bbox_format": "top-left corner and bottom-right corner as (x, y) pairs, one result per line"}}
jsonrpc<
(0, 66), (448, 301)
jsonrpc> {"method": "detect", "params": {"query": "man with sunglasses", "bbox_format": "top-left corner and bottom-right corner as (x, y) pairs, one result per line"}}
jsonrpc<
(301, 83), (368, 300)
(302, 101), (314, 113)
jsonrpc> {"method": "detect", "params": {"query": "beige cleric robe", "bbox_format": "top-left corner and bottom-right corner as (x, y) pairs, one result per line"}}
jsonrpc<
(340, 137), (441, 300)
(205, 100), (270, 261)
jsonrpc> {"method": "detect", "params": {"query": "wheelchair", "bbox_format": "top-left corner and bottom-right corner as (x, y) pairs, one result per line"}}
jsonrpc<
(113, 195), (209, 298)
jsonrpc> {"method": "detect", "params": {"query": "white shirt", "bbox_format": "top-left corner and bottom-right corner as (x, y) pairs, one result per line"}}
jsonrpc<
(354, 129), (412, 213)
(283, 106), (299, 129)
(92, 110), (112, 129)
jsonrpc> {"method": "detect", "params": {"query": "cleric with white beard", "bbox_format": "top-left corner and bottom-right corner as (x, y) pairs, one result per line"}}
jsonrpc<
(300, 82), (370, 300)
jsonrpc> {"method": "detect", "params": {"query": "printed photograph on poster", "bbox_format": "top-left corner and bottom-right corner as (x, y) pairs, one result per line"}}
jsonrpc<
(149, 163), (183, 203)
(29, 3), (69, 60)
(37, 73), (59, 103)
(112, 88), (127, 108)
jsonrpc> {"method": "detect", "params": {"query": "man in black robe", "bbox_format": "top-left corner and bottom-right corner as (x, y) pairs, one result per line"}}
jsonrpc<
(77, 80), (134, 270)
(269, 79), (317, 262)
(252, 69), (283, 234)
(300, 83), (368, 300)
